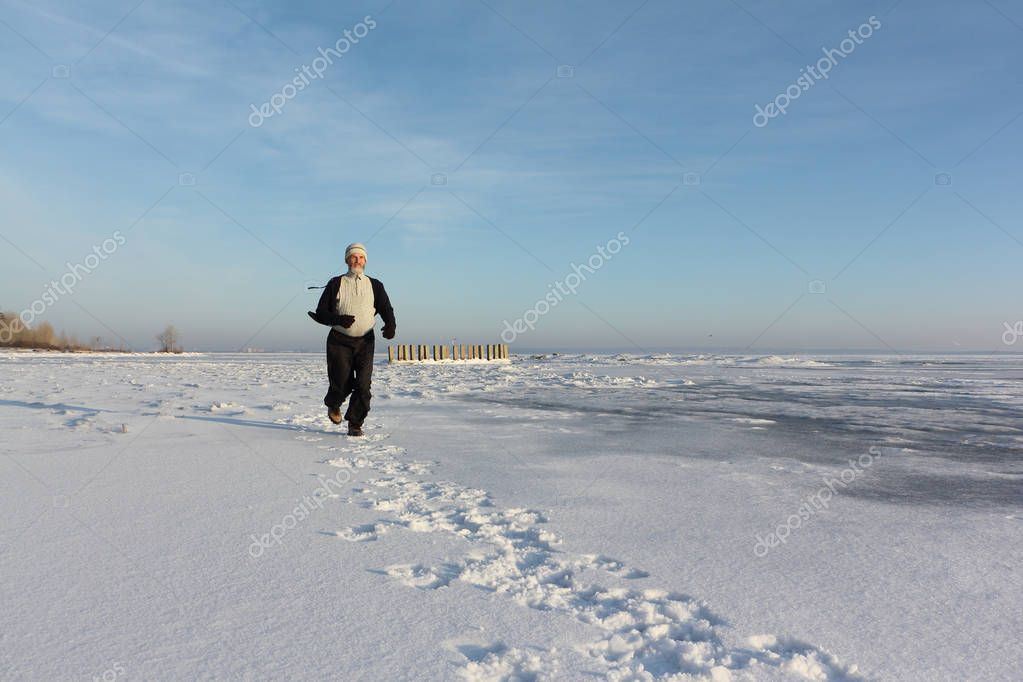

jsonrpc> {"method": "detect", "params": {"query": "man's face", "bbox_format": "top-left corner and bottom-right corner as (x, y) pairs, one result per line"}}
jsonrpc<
(347, 253), (366, 270)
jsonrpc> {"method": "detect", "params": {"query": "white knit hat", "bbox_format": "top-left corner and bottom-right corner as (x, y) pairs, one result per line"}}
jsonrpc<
(344, 243), (367, 261)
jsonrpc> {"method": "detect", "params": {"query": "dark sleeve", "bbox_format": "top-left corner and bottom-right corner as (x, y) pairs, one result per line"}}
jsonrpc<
(310, 277), (342, 326)
(372, 278), (396, 330)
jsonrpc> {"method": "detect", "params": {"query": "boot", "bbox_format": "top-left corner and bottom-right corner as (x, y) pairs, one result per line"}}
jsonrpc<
(327, 406), (342, 425)
(347, 422), (364, 437)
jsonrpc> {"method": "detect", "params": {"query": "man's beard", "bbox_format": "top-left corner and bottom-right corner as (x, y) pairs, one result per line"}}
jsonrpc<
(347, 264), (365, 274)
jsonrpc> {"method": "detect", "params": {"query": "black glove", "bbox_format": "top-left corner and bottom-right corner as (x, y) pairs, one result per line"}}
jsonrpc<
(307, 311), (355, 328)
(382, 325), (395, 339)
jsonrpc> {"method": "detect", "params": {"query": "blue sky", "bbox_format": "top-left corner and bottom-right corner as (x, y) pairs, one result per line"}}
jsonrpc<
(1, 0), (1021, 352)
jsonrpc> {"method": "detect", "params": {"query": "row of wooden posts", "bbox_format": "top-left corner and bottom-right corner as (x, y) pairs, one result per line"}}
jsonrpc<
(388, 343), (509, 363)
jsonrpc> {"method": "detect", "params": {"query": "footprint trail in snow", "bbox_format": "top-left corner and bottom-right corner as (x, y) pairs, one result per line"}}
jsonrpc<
(289, 412), (865, 682)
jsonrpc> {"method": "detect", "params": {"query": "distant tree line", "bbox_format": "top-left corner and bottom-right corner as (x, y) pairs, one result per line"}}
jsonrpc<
(0, 312), (127, 351)
(0, 313), (183, 353)
(156, 325), (182, 353)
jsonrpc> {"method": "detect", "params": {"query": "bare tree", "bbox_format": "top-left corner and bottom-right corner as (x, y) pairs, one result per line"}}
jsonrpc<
(156, 325), (182, 353)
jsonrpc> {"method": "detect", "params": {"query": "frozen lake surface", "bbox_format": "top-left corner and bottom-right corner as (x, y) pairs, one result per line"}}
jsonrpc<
(1, 351), (1020, 680)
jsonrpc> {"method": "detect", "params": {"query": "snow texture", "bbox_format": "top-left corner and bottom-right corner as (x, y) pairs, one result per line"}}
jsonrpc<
(1, 351), (1020, 680)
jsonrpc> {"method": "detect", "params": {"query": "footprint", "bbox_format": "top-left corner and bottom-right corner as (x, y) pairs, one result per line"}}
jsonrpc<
(450, 640), (556, 681)
(382, 562), (461, 590)
(334, 523), (386, 542)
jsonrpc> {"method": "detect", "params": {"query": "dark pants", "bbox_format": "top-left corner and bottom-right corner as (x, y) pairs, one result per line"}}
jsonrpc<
(324, 329), (374, 425)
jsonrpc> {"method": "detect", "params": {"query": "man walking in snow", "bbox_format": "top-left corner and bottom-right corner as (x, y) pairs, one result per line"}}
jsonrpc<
(307, 243), (396, 436)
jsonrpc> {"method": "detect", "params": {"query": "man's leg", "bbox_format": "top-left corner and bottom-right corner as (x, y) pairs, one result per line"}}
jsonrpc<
(341, 366), (358, 407)
(324, 336), (356, 411)
(344, 335), (375, 426)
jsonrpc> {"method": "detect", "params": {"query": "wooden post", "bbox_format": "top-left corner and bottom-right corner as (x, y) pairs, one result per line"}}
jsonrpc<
(486, 344), (492, 360)
(388, 346), (394, 363)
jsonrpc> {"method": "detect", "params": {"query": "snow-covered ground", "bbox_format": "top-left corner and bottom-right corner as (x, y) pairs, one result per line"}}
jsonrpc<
(1, 351), (1020, 681)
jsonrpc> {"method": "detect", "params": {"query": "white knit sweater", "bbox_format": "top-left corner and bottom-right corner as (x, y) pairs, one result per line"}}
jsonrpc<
(333, 270), (376, 337)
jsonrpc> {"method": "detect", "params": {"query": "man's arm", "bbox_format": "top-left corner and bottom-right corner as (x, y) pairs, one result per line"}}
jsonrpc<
(309, 277), (351, 326)
(372, 278), (396, 336)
